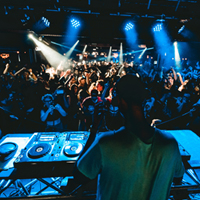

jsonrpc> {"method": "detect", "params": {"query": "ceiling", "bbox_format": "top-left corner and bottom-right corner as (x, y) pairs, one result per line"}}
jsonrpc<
(0, 0), (200, 48)
(1, 0), (200, 19)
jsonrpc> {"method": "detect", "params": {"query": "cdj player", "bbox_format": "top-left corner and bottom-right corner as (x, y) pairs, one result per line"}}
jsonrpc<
(14, 131), (90, 169)
(0, 133), (34, 171)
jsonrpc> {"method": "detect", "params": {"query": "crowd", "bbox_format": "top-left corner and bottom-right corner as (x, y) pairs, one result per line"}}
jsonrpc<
(0, 58), (200, 138)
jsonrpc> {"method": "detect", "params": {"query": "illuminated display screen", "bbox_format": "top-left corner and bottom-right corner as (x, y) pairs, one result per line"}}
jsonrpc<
(39, 135), (56, 141)
(70, 134), (84, 140)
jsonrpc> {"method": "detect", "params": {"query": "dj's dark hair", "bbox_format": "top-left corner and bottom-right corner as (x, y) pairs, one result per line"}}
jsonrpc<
(116, 74), (146, 105)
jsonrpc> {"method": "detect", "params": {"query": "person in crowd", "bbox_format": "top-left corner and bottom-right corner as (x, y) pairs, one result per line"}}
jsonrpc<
(40, 94), (67, 132)
(103, 86), (125, 130)
(78, 76), (88, 92)
(74, 74), (184, 200)
(81, 89), (102, 131)
(67, 84), (80, 131)
(96, 79), (105, 96)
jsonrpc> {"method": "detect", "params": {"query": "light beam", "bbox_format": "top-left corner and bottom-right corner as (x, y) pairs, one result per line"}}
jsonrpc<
(119, 43), (123, 64)
(107, 46), (112, 62)
(65, 40), (80, 59)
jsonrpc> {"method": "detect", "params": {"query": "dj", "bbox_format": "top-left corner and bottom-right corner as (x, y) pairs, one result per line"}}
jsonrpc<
(74, 74), (184, 200)
(40, 94), (67, 132)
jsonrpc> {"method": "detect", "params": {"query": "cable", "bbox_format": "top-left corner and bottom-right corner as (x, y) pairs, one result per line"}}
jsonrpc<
(156, 108), (195, 127)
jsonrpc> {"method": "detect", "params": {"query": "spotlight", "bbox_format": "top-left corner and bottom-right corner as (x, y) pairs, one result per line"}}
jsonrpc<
(153, 24), (162, 32)
(39, 36), (42, 41)
(4, 6), (8, 15)
(71, 19), (80, 28)
(120, 43), (123, 64)
(41, 17), (50, 27)
(28, 33), (34, 39)
(138, 48), (147, 59)
(21, 14), (30, 26)
(125, 23), (134, 31)
(173, 41), (181, 68)
(178, 25), (185, 34)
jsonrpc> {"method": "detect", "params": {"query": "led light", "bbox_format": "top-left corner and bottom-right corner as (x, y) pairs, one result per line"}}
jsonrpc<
(28, 34), (34, 39)
(125, 22), (134, 31)
(153, 24), (162, 32)
(71, 19), (80, 28)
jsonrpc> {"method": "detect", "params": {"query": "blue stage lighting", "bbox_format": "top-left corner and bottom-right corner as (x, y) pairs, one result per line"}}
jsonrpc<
(125, 23), (134, 31)
(71, 19), (80, 28)
(178, 25), (185, 34)
(152, 22), (174, 70)
(153, 24), (162, 32)
(41, 17), (50, 27)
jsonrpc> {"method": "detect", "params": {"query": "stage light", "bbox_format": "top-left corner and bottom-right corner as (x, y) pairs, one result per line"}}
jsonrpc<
(138, 48), (147, 59)
(41, 17), (50, 27)
(83, 45), (87, 54)
(4, 6), (8, 15)
(120, 43), (123, 64)
(65, 18), (81, 46)
(21, 14), (30, 25)
(28, 34), (34, 39)
(153, 24), (162, 32)
(71, 19), (80, 28)
(125, 22), (134, 31)
(65, 40), (80, 58)
(124, 21), (138, 49)
(173, 41), (181, 68)
(152, 21), (173, 71)
(30, 36), (68, 69)
(39, 36), (42, 41)
(178, 25), (185, 34)
(107, 46), (112, 62)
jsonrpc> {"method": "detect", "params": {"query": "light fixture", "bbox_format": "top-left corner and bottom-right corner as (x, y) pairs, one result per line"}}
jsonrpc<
(71, 19), (80, 28)
(153, 24), (162, 32)
(125, 22), (134, 31)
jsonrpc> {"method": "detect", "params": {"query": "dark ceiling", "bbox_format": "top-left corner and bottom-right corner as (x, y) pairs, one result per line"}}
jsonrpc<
(0, 0), (200, 49)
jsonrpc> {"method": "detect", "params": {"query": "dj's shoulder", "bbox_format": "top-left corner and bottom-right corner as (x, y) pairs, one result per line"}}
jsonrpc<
(96, 126), (125, 142)
(155, 128), (178, 145)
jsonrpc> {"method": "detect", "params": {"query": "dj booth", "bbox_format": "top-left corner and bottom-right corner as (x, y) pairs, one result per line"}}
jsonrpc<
(0, 131), (92, 198)
(0, 130), (200, 199)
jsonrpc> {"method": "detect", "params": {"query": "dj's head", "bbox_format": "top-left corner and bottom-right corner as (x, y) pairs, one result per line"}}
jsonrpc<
(116, 74), (146, 107)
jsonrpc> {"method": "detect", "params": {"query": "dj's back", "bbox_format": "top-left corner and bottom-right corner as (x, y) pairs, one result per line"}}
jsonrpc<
(77, 127), (185, 200)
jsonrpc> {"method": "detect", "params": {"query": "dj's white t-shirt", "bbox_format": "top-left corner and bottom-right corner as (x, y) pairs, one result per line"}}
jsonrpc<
(77, 127), (184, 200)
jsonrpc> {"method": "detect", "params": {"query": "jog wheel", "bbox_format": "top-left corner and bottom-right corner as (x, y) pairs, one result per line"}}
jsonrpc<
(28, 143), (51, 159)
(0, 142), (18, 161)
(64, 142), (83, 157)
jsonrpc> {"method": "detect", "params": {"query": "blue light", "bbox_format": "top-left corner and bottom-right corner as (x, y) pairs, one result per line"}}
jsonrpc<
(124, 21), (138, 49)
(153, 24), (162, 32)
(71, 19), (80, 28)
(125, 23), (134, 31)
(152, 22), (174, 70)
(173, 41), (181, 68)
(178, 25), (185, 34)
(65, 18), (81, 46)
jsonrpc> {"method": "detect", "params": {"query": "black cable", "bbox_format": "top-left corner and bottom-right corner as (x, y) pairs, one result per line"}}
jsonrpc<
(156, 108), (195, 127)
